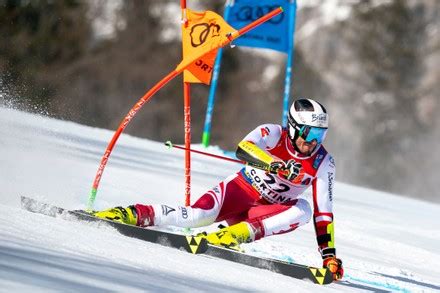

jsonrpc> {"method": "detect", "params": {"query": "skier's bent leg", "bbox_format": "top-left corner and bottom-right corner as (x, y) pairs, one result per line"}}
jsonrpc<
(93, 172), (257, 230)
(93, 193), (220, 228)
(245, 198), (312, 240)
(136, 172), (257, 228)
(145, 192), (221, 228)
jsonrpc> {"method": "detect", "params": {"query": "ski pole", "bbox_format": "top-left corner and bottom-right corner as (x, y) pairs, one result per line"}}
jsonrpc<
(165, 141), (244, 164)
(165, 141), (292, 177)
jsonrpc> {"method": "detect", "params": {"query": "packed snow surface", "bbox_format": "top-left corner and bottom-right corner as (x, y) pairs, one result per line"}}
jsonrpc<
(1, 107), (439, 292)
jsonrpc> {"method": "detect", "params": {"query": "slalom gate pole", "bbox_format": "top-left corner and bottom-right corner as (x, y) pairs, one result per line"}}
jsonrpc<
(201, 0), (233, 148)
(181, 0), (191, 206)
(165, 141), (244, 164)
(88, 70), (179, 210)
(87, 6), (284, 210)
(180, 0), (188, 26)
(183, 82), (191, 206)
(282, 0), (297, 127)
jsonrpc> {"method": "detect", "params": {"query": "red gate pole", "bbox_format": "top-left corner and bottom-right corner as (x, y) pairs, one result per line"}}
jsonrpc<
(181, 0), (192, 207)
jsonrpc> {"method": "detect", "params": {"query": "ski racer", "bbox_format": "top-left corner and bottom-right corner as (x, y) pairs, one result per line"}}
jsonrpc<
(93, 98), (344, 281)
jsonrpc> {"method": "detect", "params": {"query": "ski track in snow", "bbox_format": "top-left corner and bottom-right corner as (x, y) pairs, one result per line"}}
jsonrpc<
(1, 107), (440, 292)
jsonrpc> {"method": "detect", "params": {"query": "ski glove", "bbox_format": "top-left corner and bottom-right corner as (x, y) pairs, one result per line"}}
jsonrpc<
(323, 257), (344, 281)
(268, 161), (285, 174)
(268, 159), (302, 181)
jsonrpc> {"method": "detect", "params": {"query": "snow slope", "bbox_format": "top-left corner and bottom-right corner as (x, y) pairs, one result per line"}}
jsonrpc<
(1, 106), (439, 292)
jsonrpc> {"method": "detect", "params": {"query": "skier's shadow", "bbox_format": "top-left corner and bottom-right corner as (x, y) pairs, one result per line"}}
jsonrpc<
(334, 271), (440, 292)
(335, 280), (390, 292)
(0, 241), (252, 292)
(374, 272), (440, 291)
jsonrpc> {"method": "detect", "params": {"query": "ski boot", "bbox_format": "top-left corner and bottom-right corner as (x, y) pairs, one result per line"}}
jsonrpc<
(203, 222), (254, 250)
(92, 206), (138, 225)
(92, 204), (155, 227)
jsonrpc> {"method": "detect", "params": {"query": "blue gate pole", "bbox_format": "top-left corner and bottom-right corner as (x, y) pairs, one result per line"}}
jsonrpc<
(282, 0), (297, 127)
(202, 1), (233, 147)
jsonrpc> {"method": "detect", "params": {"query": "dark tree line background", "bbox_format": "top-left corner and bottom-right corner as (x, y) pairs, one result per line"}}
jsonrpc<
(1, 0), (439, 203)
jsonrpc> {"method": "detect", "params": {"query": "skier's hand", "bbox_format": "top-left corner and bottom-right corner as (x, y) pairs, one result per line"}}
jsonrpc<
(268, 159), (302, 181)
(323, 257), (344, 281)
(284, 159), (302, 181)
(268, 161), (286, 175)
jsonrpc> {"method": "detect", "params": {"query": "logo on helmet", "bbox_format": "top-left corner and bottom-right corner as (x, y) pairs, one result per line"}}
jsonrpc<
(312, 113), (327, 126)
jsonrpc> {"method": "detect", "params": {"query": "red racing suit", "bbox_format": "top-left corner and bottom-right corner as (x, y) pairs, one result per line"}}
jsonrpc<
(147, 124), (337, 259)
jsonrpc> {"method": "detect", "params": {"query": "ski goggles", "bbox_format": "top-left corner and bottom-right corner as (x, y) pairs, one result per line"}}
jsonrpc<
(298, 125), (328, 144)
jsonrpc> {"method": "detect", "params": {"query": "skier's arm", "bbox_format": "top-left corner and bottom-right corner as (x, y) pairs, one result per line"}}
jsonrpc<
(236, 140), (274, 171)
(235, 124), (282, 171)
(312, 155), (343, 280)
(312, 155), (336, 259)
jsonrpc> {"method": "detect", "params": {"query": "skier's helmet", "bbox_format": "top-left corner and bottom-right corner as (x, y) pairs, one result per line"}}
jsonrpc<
(288, 98), (329, 147)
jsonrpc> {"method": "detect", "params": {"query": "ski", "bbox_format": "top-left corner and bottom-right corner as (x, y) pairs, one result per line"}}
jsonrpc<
(21, 196), (333, 284)
(20, 196), (207, 254)
(204, 245), (334, 285)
